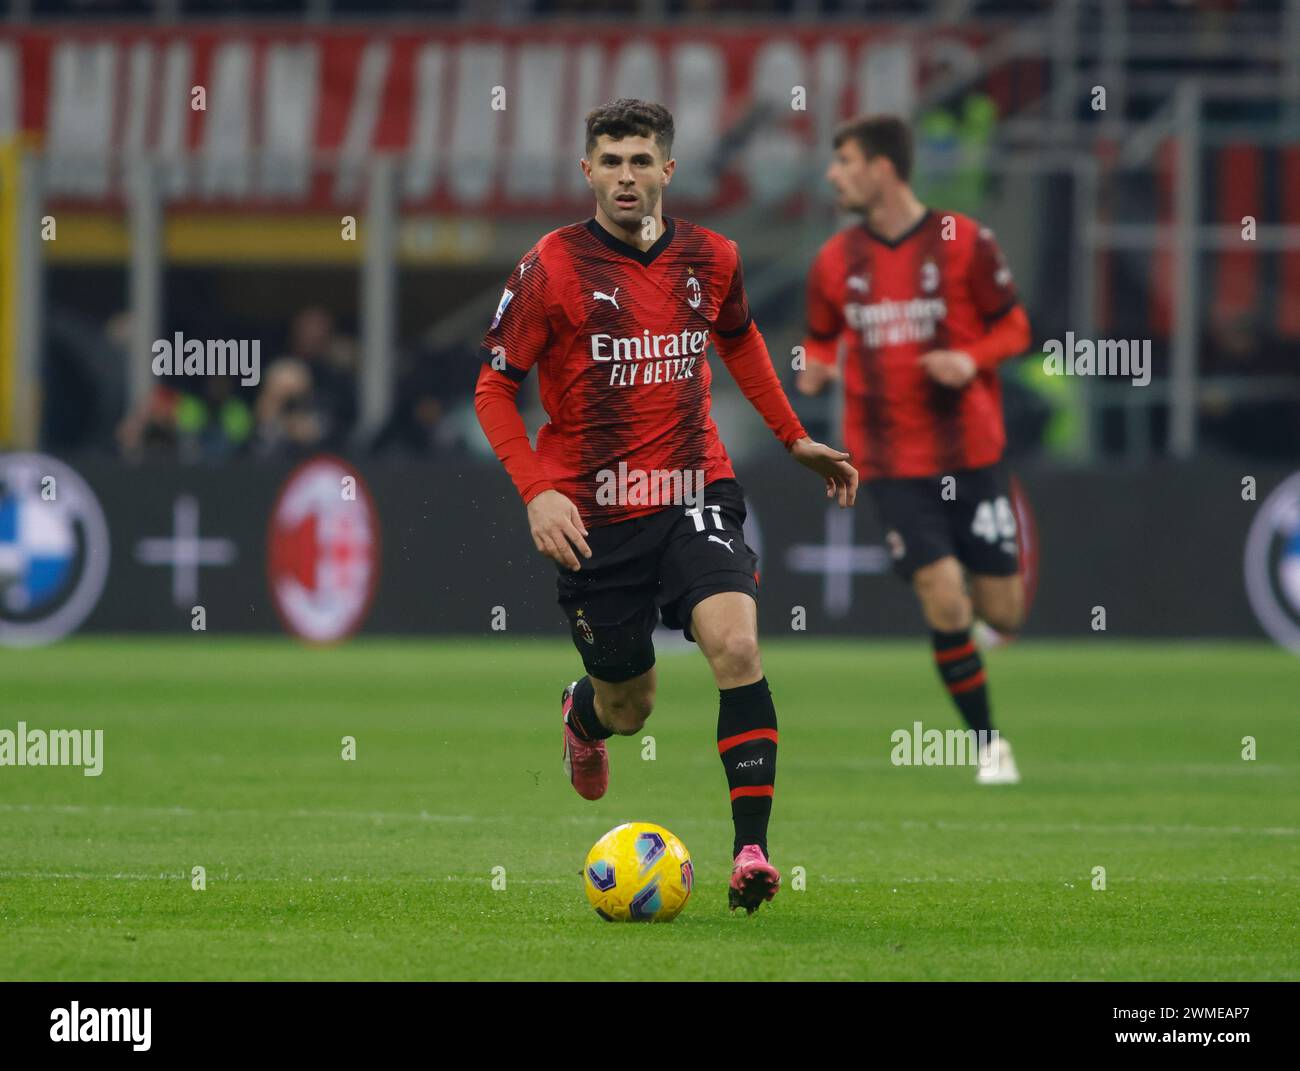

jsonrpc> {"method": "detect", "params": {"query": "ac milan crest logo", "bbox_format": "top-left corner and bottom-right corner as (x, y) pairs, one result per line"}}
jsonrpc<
(266, 456), (380, 643)
(685, 271), (702, 309)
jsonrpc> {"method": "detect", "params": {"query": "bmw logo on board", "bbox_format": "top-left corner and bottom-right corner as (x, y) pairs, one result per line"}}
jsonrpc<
(0, 454), (111, 648)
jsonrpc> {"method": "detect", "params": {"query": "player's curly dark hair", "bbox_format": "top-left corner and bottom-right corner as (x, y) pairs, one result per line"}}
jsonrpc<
(585, 98), (675, 159)
(833, 114), (913, 183)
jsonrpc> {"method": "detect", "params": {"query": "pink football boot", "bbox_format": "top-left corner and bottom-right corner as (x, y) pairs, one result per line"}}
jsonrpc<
(561, 681), (608, 801)
(729, 844), (780, 914)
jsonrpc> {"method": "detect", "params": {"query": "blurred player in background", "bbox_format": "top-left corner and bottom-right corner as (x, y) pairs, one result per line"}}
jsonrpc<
(797, 115), (1032, 784)
(475, 99), (858, 911)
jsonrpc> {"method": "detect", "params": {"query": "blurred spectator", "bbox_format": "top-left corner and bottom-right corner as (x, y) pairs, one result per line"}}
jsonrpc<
(181, 377), (255, 462)
(370, 336), (479, 456)
(41, 306), (129, 452)
(1200, 313), (1300, 459)
(1000, 357), (1056, 460)
(117, 375), (254, 463)
(254, 306), (357, 456)
(914, 94), (997, 219)
(117, 384), (182, 460)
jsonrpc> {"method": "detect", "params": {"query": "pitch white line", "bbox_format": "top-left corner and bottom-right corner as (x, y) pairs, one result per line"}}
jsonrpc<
(0, 803), (1293, 837)
(0, 870), (578, 885)
(0, 871), (1290, 887)
(817, 874), (1296, 885)
(0, 803), (545, 824)
(896, 819), (1299, 837)
(0, 871), (185, 882)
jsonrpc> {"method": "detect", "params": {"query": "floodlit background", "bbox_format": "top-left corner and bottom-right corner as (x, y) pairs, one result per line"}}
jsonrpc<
(1, 0), (1298, 642)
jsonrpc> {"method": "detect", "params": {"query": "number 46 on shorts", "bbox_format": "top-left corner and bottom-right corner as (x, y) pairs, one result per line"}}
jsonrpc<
(970, 496), (1017, 544)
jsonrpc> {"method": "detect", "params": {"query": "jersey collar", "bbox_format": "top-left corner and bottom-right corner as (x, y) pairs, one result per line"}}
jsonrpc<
(584, 214), (676, 266)
(861, 207), (931, 249)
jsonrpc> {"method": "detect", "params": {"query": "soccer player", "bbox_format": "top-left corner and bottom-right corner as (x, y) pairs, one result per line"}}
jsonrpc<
(796, 115), (1032, 785)
(474, 99), (858, 913)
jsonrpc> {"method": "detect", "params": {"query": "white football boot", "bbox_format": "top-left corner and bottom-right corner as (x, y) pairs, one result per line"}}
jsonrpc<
(976, 735), (1021, 785)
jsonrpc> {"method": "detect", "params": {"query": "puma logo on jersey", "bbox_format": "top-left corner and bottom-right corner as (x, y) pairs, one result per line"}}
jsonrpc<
(708, 535), (735, 552)
(847, 274), (869, 293)
(593, 287), (620, 309)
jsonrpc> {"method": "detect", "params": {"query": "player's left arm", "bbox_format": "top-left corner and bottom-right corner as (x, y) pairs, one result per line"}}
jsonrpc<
(919, 225), (1032, 389)
(711, 244), (858, 507)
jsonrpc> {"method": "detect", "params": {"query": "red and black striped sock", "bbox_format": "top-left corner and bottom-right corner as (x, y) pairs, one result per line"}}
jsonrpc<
(565, 676), (612, 741)
(931, 629), (993, 735)
(717, 677), (778, 859)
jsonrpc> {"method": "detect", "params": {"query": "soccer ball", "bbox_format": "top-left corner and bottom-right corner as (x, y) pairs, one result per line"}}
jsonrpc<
(582, 822), (694, 922)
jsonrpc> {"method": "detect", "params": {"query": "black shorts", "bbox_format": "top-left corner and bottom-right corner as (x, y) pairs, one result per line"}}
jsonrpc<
(867, 463), (1020, 582)
(556, 478), (759, 683)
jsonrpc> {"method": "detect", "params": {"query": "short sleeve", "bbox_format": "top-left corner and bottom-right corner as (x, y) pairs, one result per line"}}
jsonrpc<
(713, 241), (753, 339)
(968, 225), (1018, 322)
(479, 245), (552, 381)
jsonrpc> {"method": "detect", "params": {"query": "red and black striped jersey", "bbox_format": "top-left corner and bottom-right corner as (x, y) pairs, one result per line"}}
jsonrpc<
(804, 209), (1023, 480)
(478, 215), (768, 526)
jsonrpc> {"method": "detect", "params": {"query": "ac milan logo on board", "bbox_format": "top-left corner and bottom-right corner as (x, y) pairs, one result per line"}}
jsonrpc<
(266, 457), (380, 644)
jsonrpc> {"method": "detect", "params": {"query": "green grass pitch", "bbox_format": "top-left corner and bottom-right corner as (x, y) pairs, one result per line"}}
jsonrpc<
(1, 637), (1295, 981)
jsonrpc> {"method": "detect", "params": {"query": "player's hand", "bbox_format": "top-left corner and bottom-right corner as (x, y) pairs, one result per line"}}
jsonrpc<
(795, 360), (839, 396)
(919, 349), (977, 389)
(526, 489), (592, 572)
(790, 437), (858, 508)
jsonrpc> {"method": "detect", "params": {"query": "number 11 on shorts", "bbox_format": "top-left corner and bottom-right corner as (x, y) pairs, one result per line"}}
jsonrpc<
(686, 505), (724, 531)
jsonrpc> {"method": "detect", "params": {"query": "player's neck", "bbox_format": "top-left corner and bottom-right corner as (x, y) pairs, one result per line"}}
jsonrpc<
(593, 206), (665, 252)
(864, 189), (927, 243)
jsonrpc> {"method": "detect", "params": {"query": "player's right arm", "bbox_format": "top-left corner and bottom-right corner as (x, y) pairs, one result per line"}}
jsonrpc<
(473, 246), (592, 572)
(795, 239), (845, 397)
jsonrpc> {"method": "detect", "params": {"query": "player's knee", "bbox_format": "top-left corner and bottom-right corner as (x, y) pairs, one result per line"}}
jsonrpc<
(922, 591), (973, 632)
(602, 688), (655, 735)
(710, 631), (762, 684)
(986, 605), (1023, 635)
(912, 561), (970, 631)
(982, 597), (1024, 635)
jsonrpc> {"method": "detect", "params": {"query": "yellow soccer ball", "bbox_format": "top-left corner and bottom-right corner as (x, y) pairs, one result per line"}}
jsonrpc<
(582, 822), (694, 922)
